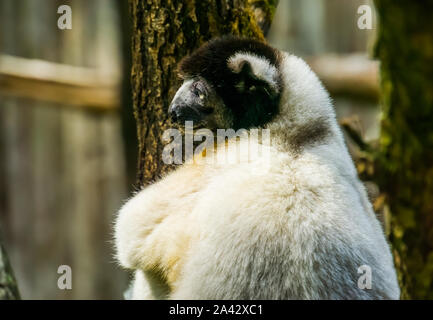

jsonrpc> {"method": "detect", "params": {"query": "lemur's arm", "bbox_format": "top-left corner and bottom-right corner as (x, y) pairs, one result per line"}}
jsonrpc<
(114, 163), (208, 284)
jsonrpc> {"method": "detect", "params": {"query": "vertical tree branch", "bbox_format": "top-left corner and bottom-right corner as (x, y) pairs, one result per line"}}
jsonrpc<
(0, 236), (20, 300)
(374, 0), (433, 299)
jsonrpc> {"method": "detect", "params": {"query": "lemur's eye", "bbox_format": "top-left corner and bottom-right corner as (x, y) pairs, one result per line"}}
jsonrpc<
(193, 82), (205, 100)
(193, 88), (204, 100)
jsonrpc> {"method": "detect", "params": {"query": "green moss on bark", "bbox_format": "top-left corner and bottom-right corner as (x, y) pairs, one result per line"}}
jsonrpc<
(374, 0), (433, 299)
(0, 241), (20, 300)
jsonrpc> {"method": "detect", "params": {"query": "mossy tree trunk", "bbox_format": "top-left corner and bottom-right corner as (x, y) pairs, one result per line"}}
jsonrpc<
(374, 0), (433, 299)
(129, 0), (278, 184)
(0, 234), (20, 300)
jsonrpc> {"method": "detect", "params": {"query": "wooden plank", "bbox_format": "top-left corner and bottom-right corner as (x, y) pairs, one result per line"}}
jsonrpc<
(0, 55), (120, 110)
(307, 53), (379, 100)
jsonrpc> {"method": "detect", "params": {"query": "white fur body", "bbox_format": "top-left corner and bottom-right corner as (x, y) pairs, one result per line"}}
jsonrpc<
(115, 52), (400, 299)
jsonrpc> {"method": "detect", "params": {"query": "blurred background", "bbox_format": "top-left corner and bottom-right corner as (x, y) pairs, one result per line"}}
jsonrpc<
(0, 0), (377, 299)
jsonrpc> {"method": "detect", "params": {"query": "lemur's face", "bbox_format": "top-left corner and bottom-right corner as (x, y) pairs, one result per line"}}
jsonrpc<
(169, 77), (234, 130)
(170, 37), (283, 131)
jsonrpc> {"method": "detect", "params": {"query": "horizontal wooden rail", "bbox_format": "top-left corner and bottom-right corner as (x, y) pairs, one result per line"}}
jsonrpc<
(0, 54), (121, 110)
(307, 53), (380, 101)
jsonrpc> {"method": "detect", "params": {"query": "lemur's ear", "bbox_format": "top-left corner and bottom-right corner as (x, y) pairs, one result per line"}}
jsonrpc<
(228, 53), (280, 96)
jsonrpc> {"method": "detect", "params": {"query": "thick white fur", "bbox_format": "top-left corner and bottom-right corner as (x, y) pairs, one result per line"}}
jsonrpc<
(115, 52), (400, 299)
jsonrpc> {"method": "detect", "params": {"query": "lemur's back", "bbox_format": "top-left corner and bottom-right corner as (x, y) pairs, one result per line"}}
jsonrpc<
(166, 138), (399, 299)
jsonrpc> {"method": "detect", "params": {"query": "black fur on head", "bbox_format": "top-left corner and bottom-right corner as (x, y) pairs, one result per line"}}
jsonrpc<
(177, 36), (283, 130)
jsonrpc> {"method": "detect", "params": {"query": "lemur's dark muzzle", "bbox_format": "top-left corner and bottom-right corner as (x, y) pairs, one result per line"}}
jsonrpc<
(168, 103), (202, 124)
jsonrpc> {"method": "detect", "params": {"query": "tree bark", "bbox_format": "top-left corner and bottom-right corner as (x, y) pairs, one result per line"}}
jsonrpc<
(0, 234), (20, 300)
(129, 0), (278, 185)
(374, 0), (433, 299)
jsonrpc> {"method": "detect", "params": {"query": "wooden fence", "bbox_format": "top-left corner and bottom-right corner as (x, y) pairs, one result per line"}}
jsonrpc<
(0, 0), (129, 299)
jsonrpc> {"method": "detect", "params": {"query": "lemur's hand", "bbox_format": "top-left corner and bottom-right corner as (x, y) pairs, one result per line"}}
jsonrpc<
(114, 164), (208, 278)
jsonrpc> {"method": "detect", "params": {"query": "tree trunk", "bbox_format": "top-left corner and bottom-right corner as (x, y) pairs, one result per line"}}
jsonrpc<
(374, 0), (433, 299)
(0, 234), (20, 300)
(129, 0), (278, 185)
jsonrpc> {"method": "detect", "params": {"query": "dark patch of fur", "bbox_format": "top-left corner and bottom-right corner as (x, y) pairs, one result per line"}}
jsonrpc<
(178, 36), (282, 79)
(288, 117), (332, 152)
(178, 36), (282, 130)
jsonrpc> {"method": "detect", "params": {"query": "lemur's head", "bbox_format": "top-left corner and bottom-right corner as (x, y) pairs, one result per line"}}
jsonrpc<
(169, 37), (283, 131)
